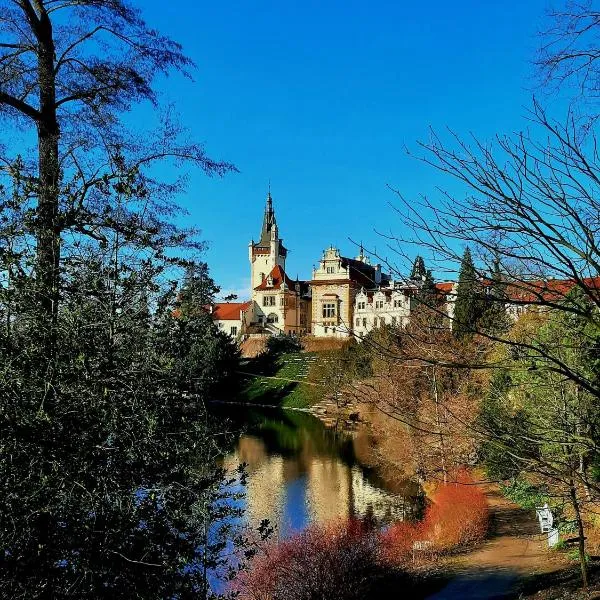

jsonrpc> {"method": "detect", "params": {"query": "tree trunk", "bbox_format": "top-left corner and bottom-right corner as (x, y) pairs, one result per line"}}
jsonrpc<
(35, 6), (61, 371)
(569, 473), (588, 588)
(431, 367), (448, 483)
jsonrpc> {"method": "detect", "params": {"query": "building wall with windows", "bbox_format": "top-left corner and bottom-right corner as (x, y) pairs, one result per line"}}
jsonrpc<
(310, 247), (383, 337)
(352, 284), (415, 337)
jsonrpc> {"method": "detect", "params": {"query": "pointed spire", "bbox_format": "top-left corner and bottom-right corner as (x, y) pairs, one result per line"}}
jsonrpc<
(259, 185), (277, 245)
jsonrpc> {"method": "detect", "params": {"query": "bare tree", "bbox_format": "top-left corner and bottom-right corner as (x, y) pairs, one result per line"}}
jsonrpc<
(536, 0), (600, 114)
(374, 102), (600, 586)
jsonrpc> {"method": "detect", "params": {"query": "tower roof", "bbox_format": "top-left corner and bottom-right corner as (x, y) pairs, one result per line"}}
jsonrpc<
(258, 191), (276, 246)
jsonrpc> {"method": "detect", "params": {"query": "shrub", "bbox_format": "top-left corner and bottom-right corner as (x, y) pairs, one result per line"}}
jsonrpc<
(266, 334), (302, 355)
(379, 521), (426, 565)
(423, 472), (489, 550)
(233, 519), (382, 600)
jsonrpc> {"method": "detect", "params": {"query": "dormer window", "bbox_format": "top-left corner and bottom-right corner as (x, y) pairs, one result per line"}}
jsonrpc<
(266, 276), (274, 287)
(375, 300), (384, 309)
(326, 266), (335, 274)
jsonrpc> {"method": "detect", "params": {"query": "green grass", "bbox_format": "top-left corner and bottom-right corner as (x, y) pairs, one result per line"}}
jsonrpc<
(239, 351), (319, 409)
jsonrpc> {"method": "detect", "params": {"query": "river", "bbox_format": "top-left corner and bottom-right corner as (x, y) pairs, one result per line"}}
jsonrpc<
(219, 407), (423, 538)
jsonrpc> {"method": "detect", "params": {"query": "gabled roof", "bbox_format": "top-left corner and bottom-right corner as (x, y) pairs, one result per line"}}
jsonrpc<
(212, 301), (251, 321)
(254, 264), (296, 291)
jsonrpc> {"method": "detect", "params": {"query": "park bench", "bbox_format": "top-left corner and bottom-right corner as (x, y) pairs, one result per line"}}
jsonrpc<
(412, 540), (434, 562)
(536, 503), (559, 547)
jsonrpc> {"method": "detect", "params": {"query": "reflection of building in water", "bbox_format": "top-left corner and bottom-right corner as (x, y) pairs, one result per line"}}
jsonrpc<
(222, 436), (286, 529)
(350, 467), (413, 522)
(225, 434), (417, 533)
(307, 458), (351, 523)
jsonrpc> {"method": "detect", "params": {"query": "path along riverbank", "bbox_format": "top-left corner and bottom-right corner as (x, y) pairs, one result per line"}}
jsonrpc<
(424, 485), (569, 600)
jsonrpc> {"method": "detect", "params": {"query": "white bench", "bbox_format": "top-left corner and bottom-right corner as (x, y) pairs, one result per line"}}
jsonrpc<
(536, 503), (559, 547)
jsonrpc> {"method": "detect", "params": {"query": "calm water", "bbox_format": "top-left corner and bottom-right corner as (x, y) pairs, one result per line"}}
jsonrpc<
(220, 408), (423, 538)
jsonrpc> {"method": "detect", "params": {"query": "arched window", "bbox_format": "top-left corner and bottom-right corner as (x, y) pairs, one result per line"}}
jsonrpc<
(267, 313), (279, 324)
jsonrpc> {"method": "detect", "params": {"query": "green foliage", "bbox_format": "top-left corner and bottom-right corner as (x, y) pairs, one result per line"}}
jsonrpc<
(266, 334), (302, 356)
(478, 370), (538, 481)
(179, 262), (221, 313)
(0, 246), (249, 597)
(478, 258), (510, 336)
(500, 479), (548, 510)
(410, 255), (427, 280)
(453, 247), (485, 339)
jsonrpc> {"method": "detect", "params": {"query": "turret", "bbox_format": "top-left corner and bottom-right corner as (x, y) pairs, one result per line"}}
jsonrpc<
(249, 189), (287, 291)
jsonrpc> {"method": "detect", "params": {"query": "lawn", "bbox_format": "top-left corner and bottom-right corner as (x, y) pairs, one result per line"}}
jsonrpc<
(239, 351), (320, 409)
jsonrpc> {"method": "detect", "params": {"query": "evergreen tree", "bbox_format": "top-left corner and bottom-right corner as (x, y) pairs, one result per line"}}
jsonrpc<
(453, 247), (485, 339)
(415, 269), (436, 306)
(479, 257), (510, 336)
(410, 255), (427, 280)
(179, 262), (221, 316)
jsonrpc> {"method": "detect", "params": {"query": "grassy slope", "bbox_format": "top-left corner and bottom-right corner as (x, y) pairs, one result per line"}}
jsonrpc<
(239, 351), (319, 409)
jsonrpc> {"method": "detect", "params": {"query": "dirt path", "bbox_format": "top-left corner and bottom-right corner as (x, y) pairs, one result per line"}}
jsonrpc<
(425, 487), (568, 599)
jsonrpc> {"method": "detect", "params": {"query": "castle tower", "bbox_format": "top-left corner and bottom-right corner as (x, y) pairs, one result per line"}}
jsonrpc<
(249, 191), (287, 290)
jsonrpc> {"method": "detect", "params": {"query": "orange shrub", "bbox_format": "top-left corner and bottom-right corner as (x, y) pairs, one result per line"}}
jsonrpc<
(381, 471), (489, 565)
(379, 520), (426, 565)
(423, 472), (489, 550)
(233, 519), (382, 600)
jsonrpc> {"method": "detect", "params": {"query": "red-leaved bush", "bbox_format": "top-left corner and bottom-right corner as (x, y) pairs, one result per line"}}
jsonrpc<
(379, 520), (425, 565)
(424, 472), (489, 550)
(235, 472), (489, 597)
(381, 471), (489, 564)
(232, 519), (380, 600)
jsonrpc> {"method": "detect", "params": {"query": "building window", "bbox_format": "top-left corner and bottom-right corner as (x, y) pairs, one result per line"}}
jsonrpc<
(355, 317), (360, 326)
(380, 317), (385, 325)
(230, 326), (238, 336)
(362, 318), (367, 327)
(267, 313), (279, 323)
(358, 301), (366, 310)
(375, 300), (384, 309)
(391, 316), (397, 326)
(263, 295), (275, 307)
(280, 297), (285, 306)
(322, 302), (336, 318)
(326, 266), (335, 274)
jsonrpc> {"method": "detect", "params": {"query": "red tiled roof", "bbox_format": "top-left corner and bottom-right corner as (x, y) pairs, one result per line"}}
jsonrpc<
(212, 301), (251, 321)
(507, 277), (600, 303)
(253, 264), (296, 291)
(433, 277), (600, 302)
(435, 282), (455, 293)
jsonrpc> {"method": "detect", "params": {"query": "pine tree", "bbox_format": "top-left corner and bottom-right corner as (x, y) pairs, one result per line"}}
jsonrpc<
(179, 262), (221, 316)
(479, 257), (510, 335)
(416, 269), (436, 306)
(410, 255), (427, 280)
(453, 247), (485, 339)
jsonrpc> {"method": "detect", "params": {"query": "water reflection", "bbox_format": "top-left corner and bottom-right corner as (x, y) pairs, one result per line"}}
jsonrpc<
(220, 409), (422, 537)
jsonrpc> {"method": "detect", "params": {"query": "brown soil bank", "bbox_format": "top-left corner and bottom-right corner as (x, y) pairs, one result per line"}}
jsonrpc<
(424, 485), (568, 600)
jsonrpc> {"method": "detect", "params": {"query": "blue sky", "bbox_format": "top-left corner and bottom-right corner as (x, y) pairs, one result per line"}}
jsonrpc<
(138, 0), (557, 298)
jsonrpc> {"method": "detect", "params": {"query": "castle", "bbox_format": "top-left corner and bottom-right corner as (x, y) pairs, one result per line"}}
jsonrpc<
(211, 192), (450, 339)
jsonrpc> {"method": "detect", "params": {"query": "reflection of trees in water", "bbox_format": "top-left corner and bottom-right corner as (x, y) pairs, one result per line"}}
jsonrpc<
(221, 407), (424, 533)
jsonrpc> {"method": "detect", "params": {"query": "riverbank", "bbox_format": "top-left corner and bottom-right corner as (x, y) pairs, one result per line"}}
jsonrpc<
(422, 483), (569, 599)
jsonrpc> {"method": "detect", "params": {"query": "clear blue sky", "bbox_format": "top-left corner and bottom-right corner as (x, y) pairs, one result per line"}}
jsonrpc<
(138, 0), (556, 298)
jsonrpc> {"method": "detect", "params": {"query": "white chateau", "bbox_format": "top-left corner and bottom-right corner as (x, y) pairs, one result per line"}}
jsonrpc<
(212, 192), (456, 339)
